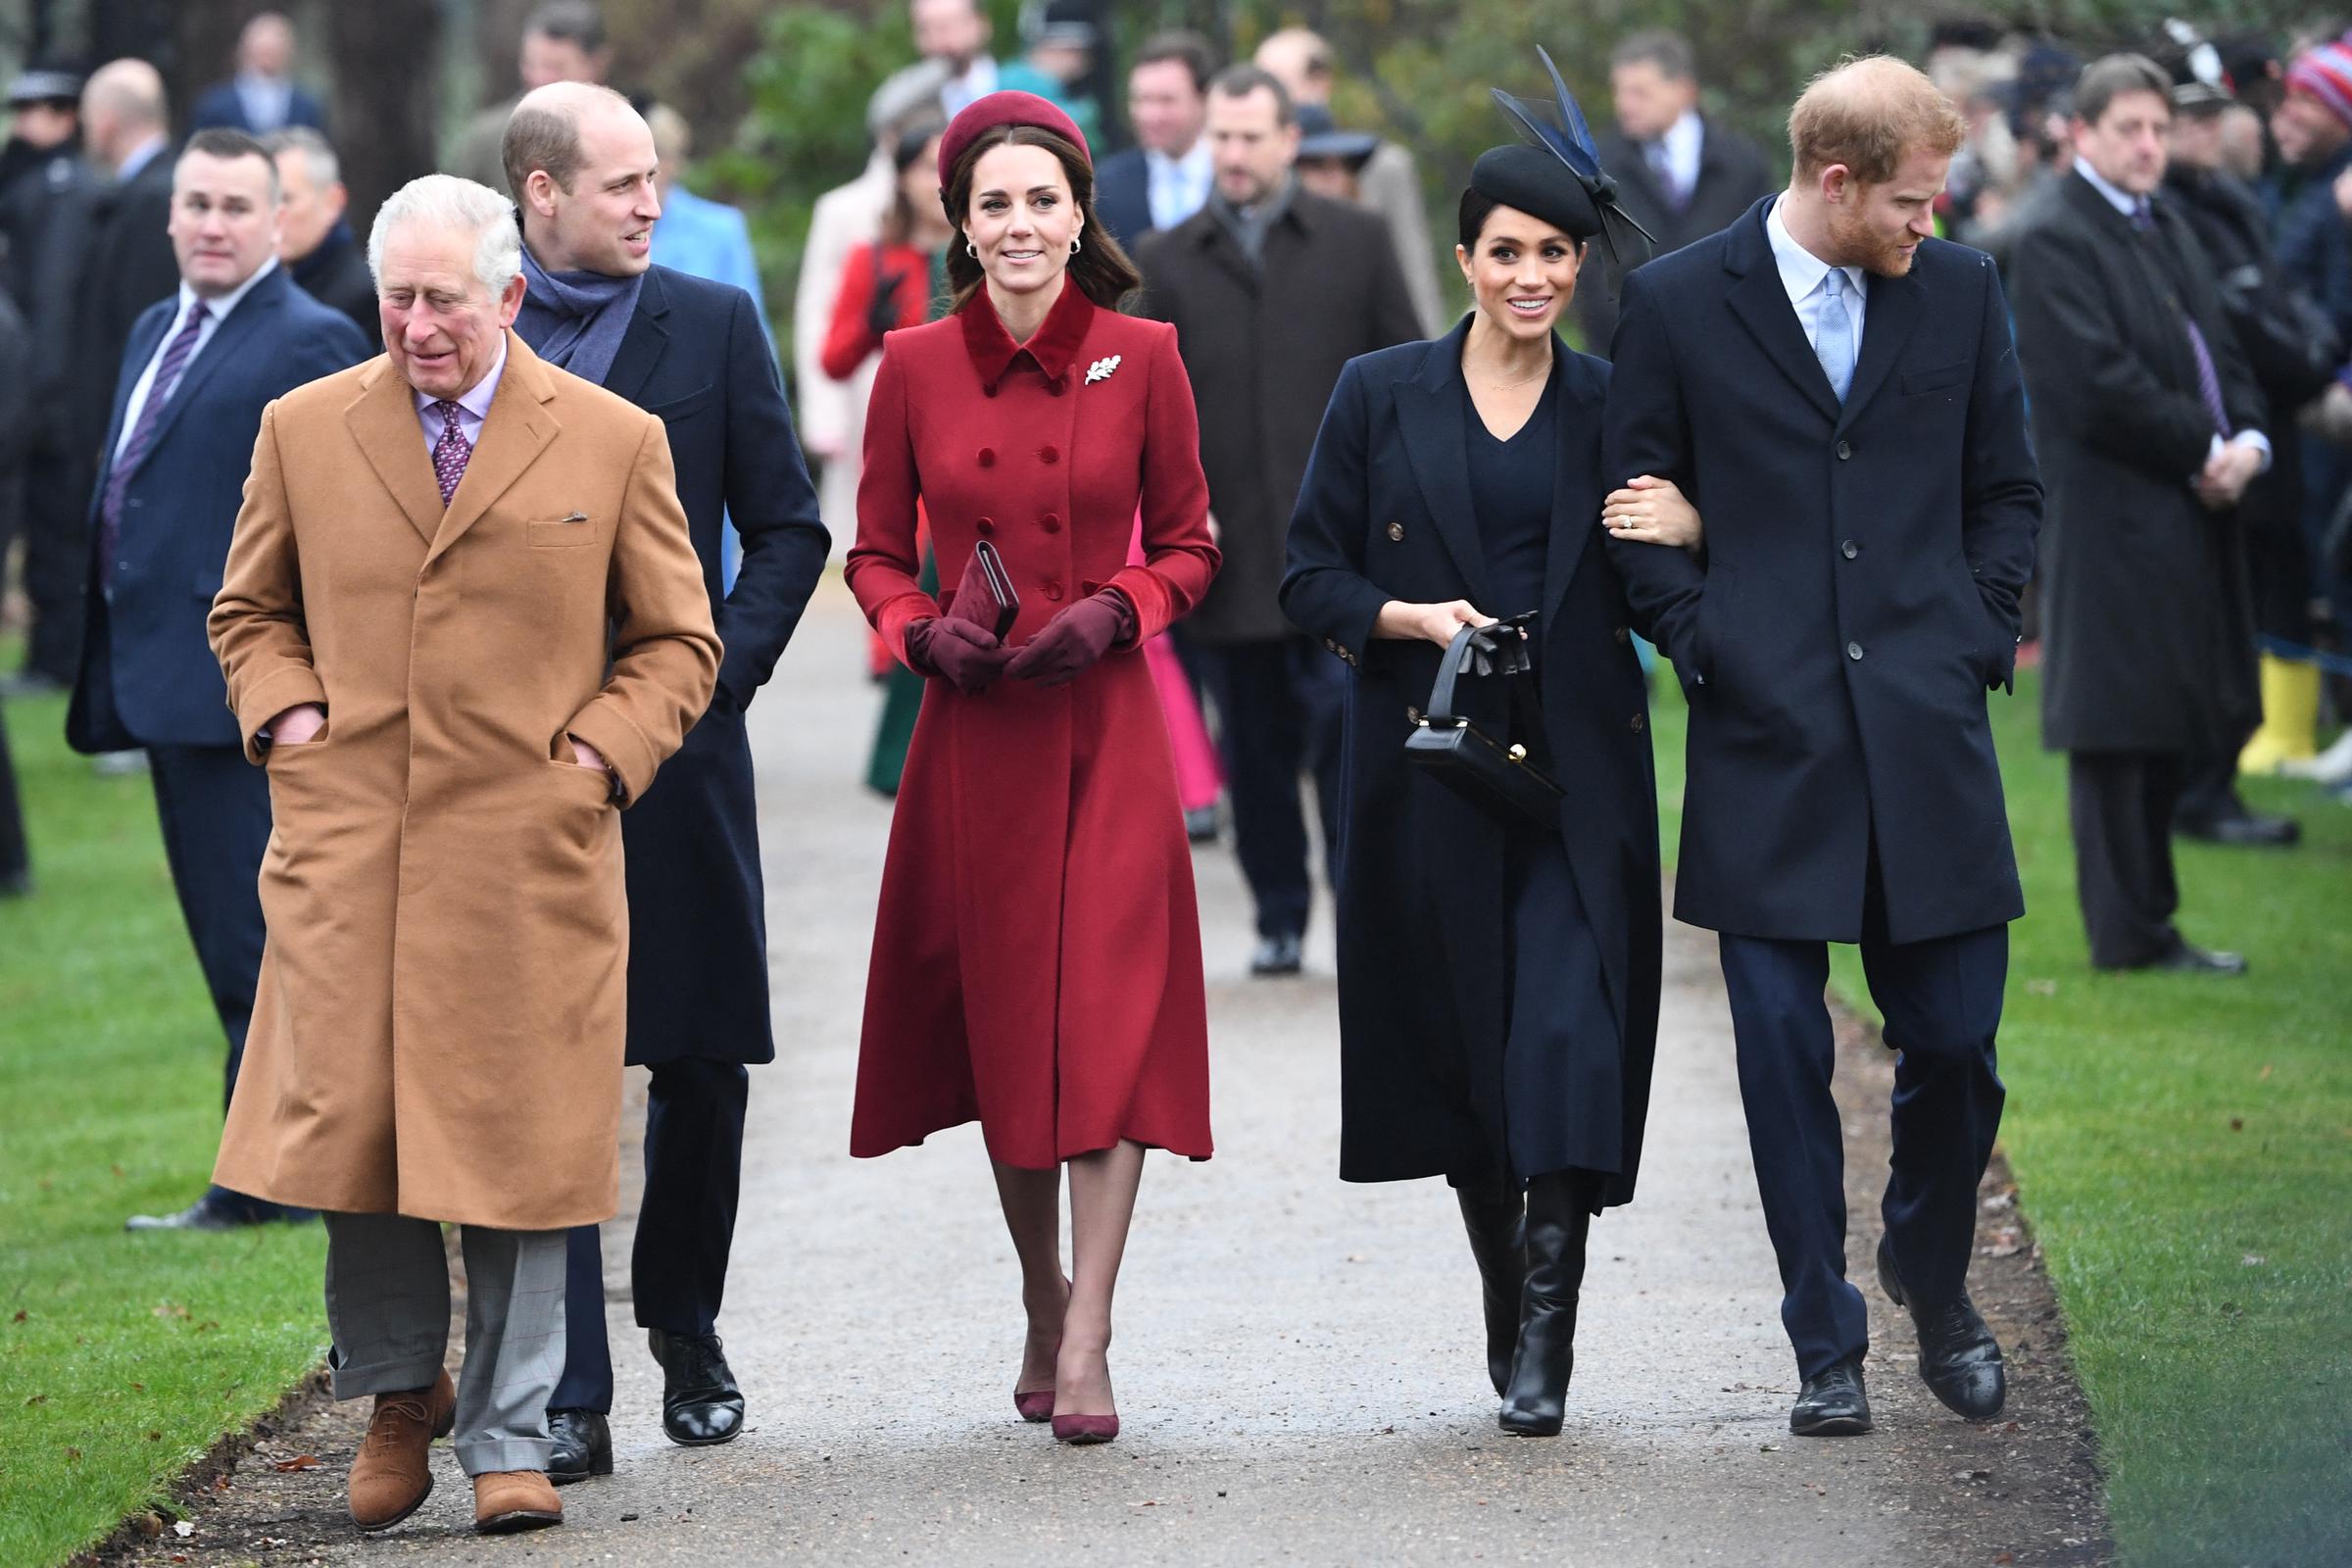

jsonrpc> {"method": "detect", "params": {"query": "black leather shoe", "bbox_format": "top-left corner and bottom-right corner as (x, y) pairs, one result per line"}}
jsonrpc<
(1454, 1187), (1526, 1396)
(1249, 932), (1303, 976)
(648, 1329), (744, 1446)
(1498, 1173), (1590, 1437)
(1789, 1357), (1873, 1436)
(2145, 942), (2249, 975)
(2176, 808), (2300, 847)
(1184, 805), (1220, 843)
(125, 1192), (316, 1232)
(546, 1408), (612, 1484)
(1877, 1237), (2006, 1420)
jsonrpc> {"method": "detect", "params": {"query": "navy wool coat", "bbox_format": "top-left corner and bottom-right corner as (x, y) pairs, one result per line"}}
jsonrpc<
(1603, 199), (2042, 946)
(68, 265), (371, 753)
(1281, 324), (1661, 1202)
(595, 265), (829, 1065)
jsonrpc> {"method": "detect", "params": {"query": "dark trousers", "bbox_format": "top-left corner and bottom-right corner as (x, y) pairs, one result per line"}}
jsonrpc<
(2068, 751), (2186, 969)
(147, 743), (286, 1218)
(551, 1057), (750, 1413)
(1718, 910), (2008, 1382)
(0, 699), (26, 883)
(1195, 635), (1343, 938)
(20, 447), (91, 683)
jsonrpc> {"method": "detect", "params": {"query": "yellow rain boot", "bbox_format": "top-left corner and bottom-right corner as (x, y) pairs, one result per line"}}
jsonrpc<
(2238, 653), (2321, 774)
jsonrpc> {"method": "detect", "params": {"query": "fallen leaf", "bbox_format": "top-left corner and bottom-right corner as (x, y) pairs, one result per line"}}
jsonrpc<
(2258, 1064), (2273, 1081)
(112, 1164), (125, 1179)
(2024, 978), (2057, 997)
(64, 1446), (81, 1462)
(2230, 1117), (2245, 1132)
(173, 1520), (195, 1539)
(23, 1394), (45, 1406)
(1994, 1554), (2016, 1565)
(146, 1431), (162, 1442)
(272, 1454), (321, 1472)
(152, 1301), (189, 1320)
(10, 1310), (24, 1323)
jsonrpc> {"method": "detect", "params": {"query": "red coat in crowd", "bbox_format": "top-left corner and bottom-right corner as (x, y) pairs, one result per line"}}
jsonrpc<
(845, 282), (1220, 1169)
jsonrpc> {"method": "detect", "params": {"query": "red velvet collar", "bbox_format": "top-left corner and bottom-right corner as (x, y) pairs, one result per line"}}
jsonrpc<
(957, 281), (1096, 393)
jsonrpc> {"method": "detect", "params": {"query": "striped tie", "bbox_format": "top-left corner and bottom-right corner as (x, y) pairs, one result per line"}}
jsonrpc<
(97, 300), (210, 589)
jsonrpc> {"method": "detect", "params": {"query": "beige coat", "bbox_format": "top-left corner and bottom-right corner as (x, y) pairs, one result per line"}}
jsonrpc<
(207, 332), (719, 1230)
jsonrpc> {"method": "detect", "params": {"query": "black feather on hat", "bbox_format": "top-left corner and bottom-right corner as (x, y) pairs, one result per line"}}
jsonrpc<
(1481, 46), (1654, 274)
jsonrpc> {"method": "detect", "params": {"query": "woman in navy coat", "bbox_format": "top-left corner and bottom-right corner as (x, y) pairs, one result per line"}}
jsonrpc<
(1282, 140), (1698, 1437)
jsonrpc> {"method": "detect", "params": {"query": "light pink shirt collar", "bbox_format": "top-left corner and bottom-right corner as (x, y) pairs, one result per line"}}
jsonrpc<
(413, 331), (510, 455)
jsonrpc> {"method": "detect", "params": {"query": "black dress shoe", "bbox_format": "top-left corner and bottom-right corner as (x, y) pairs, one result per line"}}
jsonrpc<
(1498, 1173), (1590, 1437)
(647, 1329), (744, 1446)
(1249, 932), (1303, 976)
(1877, 1237), (2006, 1420)
(2144, 942), (2248, 976)
(546, 1408), (612, 1484)
(2176, 808), (2300, 847)
(1454, 1186), (1527, 1397)
(124, 1192), (315, 1232)
(1789, 1357), (1873, 1436)
(1184, 805), (1220, 843)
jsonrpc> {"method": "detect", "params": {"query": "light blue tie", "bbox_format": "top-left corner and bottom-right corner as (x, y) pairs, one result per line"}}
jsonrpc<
(1814, 270), (1857, 404)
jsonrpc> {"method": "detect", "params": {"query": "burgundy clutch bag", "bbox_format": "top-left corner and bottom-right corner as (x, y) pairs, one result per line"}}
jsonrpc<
(946, 539), (1019, 639)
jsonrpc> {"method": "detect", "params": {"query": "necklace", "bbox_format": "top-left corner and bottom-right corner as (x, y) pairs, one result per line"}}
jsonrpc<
(1469, 361), (1549, 389)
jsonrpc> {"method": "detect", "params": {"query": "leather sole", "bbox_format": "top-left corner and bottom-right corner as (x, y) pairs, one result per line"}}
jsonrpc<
(351, 1476), (431, 1534)
(1789, 1410), (1875, 1437)
(474, 1507), (563, 1535)
(547, 1454), (612, 1486)
(662, 1423), (742, 1447)
(1497, 1414), (1564, 1438)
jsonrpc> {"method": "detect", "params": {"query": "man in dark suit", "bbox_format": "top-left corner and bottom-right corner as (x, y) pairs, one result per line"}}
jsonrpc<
(1137, 66), (1422, 976)
(188, 12), (327, 137)
(266, 127), (376, 339)
(1092, 30), (1215, 251)
(1604, 57), (2040, 1437)
(65, 127), (371, 1230)
(502, 83), (829, 1481)
(1577, 29), (1777, 356)
(2009, 56), (2270, 975)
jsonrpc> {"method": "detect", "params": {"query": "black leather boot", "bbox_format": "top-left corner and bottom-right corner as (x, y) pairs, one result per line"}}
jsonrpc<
(1454, 1186), (1526, 1396)
(1497, 1172), (1591, 1437)
(648, 1329), (745, 1446)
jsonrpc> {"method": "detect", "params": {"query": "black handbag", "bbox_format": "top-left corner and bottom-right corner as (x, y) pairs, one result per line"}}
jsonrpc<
(1403, 618), (1563, 831)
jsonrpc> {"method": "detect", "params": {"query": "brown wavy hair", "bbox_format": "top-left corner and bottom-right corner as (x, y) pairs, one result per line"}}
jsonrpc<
(941, 123), (1142, 312)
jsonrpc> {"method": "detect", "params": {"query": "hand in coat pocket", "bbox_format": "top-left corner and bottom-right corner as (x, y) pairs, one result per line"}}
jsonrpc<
(269, 703), (326, 746)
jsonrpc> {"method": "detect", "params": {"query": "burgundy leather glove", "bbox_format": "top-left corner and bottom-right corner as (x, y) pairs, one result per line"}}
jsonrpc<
(1004, 591), (1134, 688)
(906, 614), (1011, 696)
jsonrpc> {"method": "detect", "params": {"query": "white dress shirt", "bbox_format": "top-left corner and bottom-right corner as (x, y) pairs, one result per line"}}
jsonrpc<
(1764, 195), (1867, 356)
(234, 72), (295, 133)
(1654, 109), (1704, 205)
(413, 333), (508, 457)
(112, 257), (280, 466)
(941, 56), (1001, 118)
(1146, 139), (1213, 231)
(115, 132), (170, 184)
(2071, 162), (2269, 475)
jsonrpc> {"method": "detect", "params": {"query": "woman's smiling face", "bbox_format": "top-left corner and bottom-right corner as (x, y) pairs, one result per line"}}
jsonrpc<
(964, 142), (1081, 298)
(1457, 203), (1584, 342)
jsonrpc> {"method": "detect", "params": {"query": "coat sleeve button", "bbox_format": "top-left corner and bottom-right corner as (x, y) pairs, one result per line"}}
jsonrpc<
(1840, 539), (1858, 559)
(1613, 625), (1631, 644)
(1040, 445), (1060, 465)
(976, 516), (995, 536)
(1631, 712), (1646, 732)
(978, 447), (996, 467)
(1044, 580), (1064, 602)
(1041, 513), (1062, 533)
(1847, 641), (1864, 661)
(1386, 521), (1405, 542)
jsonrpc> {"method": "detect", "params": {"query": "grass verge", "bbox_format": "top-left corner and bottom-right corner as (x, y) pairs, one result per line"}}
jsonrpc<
(1650, 670), (2352, 1567)
(0, 681), (326, 1568)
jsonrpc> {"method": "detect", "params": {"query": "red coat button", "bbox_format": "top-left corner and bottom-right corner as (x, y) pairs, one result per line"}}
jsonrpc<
(976, 516), (995, 536)
(978, 448), (996, 467)
(1041, 512), (1062, 533)
(1044, 580), (1064, 602)
(1040, 445), (1059, 465)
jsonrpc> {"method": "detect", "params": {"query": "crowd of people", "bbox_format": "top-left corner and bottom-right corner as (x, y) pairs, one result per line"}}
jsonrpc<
(0, 0), (2344, 1544)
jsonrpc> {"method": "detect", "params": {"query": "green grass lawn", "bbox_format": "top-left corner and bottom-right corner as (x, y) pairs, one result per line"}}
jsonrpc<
(0, 682), (327, 1568)
(1651, 669), (2352, 1568)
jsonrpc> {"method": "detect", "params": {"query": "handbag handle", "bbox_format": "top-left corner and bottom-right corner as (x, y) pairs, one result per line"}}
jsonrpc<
(1424, 621), (1530, 725)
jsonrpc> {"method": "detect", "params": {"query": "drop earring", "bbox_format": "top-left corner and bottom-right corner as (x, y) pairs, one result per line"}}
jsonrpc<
(966, 241), (979, 259)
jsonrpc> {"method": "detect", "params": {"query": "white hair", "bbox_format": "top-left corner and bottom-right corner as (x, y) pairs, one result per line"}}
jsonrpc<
(367, 173), (523, 299)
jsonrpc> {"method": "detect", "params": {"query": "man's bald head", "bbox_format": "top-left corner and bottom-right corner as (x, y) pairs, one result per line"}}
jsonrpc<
(1254, 28), (1335, 107)
(504, 81), (660, 276)
(81, 59), (168, 171)
(1788, 55), (1965, 185)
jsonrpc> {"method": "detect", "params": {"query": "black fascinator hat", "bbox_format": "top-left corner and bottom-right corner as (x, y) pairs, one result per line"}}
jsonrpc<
(1485, 46), (1655, 274)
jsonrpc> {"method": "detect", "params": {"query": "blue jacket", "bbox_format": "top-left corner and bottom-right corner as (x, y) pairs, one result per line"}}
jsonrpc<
(648, 185), (770, 342)
(188, 79), (328, 135)
(1091, 147), (1153, 254)
(1601, 199), (2042, 946)
(68, 265), (370, 753)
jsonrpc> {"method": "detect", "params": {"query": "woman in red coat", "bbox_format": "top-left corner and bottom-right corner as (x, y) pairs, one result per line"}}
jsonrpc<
(844, 92), (1219, 1446)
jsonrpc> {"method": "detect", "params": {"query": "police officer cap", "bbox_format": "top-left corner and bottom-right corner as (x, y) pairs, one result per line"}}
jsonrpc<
(1469, 143), (1603, 242)
(7, 68), (83, 108)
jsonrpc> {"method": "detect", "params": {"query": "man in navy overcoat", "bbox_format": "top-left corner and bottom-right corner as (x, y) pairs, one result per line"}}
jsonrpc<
(66, 128), (371, 1230)
(1602, 58), (2040, 1436)
(503, 84), (829, 1480)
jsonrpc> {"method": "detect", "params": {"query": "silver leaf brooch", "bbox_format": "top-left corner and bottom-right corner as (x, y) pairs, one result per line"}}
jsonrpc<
(1085, 354), (1121, 385)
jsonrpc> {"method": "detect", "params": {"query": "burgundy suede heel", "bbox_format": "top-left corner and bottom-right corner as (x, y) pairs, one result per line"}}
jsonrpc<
(1013, 1389), (1055, 1422)
(1052, 1413), (1119, 1446)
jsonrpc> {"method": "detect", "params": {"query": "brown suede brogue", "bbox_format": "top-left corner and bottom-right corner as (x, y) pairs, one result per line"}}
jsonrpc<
(347, 1370), (456, 1531)
(472, 1469), (564, 1534)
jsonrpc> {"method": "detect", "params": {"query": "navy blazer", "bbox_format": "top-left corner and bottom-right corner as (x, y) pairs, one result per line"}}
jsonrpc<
(68, 265), (370, 754)
(188, 80), (328, 135)
(1282, 323), (1661, 1198)
(1602, 198), (2042, 946)
(584, 263), (828, 1067)
(1091, 147), (1154, 254)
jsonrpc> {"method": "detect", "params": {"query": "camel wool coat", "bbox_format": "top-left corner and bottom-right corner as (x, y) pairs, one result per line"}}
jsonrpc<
(207, 332), (719, 1230)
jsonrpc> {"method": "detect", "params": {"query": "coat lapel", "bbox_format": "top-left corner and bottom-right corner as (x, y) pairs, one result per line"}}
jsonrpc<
(1542, 345), (1604, 622)
(427, 331), (561, 564)
(1396, 324), (1488, 600)
(1838, 266), (1924, 428)
(1723, 201), (1841, 424)
(599, 267), (670, 405)
(345, 359), (445, 548)
(135, 270), (286, 466)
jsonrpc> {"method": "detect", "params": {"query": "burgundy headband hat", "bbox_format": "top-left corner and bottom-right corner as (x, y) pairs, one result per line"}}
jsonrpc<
(937, 90), (1092, 188)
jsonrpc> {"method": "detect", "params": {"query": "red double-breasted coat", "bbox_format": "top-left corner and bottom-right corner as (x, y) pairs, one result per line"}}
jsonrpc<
(845, 283), (1220, 1169)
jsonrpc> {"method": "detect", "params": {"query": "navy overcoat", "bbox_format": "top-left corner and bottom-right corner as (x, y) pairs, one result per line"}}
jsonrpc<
(597, 265), (829, 1065)
(1281, 322), (1662, 1203)
(1603, 200), (2042, 946)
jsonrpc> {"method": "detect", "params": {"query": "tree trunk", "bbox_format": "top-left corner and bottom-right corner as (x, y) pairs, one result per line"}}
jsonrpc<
(328, 0), (444, 242)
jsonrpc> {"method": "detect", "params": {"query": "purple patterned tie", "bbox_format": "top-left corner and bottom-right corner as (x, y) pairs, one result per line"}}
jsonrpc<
(430, 399), (471, 506)
(2133, 200), (2231, 438)
(97, 300), (209, 588)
